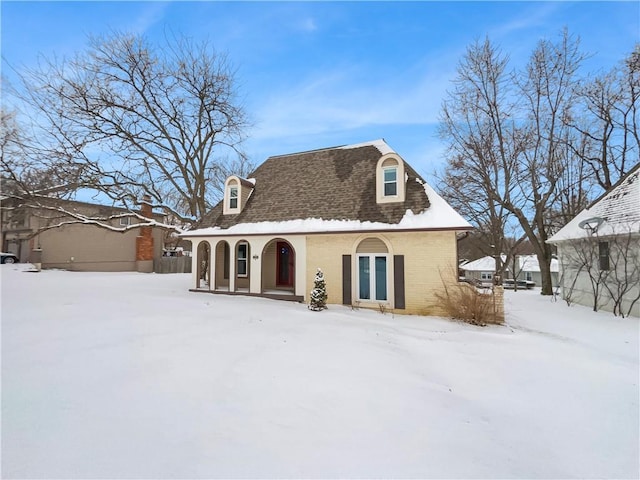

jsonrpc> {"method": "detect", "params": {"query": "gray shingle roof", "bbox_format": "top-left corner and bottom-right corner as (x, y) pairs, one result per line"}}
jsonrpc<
(200, 141), (431, 229)
(549, 162), (640, 242)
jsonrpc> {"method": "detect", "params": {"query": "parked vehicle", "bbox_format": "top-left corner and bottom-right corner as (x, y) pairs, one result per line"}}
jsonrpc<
(1, 253), (19, 264)
(503, 279), (536, 289)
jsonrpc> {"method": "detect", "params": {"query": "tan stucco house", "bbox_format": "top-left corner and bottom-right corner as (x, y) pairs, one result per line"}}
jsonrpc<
(1, 197), (165, 272)
(181, 140), (472, 315)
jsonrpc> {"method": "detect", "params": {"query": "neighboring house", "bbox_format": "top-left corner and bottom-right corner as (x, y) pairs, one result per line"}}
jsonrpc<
(548, 163), (640, 317)
(461, 255), (508, 285)
(513, 255), (559, 287)
(462, 254), (558, 287)
(181, 140), (472, 315)
(1, 197), (165, 272)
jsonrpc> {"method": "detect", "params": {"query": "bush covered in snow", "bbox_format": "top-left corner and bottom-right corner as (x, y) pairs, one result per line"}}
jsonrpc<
(309, 268), (328, 311)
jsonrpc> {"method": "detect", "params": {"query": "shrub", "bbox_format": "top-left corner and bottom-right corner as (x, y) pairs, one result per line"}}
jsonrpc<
(435, 281), (502, 326)
(309, 268), (328, 311)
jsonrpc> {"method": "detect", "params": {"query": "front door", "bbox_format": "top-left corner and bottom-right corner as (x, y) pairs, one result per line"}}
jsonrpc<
(276, 241), (294, 287)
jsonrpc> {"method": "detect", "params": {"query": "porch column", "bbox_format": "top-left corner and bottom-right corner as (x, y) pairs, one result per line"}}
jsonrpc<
(249, 238), (267, 294)
(191, 240), (201, 288)
(209, 242), (224, 291)
(228, 242), (236, 292)
(294, 237), (307, 299)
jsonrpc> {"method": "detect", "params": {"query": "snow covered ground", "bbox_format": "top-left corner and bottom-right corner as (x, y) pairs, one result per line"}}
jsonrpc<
(2, 265), (638, 479)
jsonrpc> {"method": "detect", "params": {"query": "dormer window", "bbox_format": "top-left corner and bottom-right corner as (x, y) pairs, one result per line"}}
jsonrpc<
(229, 187), (238, 209)
(223, 175), (254, 215)
(376, 154), (405, 204)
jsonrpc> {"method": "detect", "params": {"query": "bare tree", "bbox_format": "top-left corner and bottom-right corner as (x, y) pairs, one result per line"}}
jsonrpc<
(507, 29), (587, 295)
(439, 31), (587, 295)
(601, 229), (640, 317)
(438, 38), (522, 282)
(572, 45), (640, 190)
(559, 229), (640, 317)
(559, 237), (608, 312)
(3, 31), (253, 234)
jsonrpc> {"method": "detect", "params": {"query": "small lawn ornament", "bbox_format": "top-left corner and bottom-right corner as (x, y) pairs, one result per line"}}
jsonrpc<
(309, 268), (328, 311)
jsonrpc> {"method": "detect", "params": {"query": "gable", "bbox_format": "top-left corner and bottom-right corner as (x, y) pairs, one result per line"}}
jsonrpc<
(549, 163), (640, 242)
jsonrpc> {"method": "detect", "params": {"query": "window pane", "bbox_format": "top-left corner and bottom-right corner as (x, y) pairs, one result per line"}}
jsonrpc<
(599, 241), (610, 270)
(383, 168), (397, 196)
(375, 256), (387, 300)
(238, 244), (247, 260)
(238, 259), (247, 276)
(223, 243), (230, 280)
(384, 168), (397, 182)
(384, 182), (397, 196)
(359, 256), (370, 299)
(229, 187), (238, 209)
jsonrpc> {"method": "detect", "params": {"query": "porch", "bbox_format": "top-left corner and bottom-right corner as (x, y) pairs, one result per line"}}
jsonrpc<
(188, 288), (304, 303)
(191, 236), (307, 303)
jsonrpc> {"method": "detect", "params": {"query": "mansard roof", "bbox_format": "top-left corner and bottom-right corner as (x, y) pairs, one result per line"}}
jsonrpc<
(190, 139), (471, 236)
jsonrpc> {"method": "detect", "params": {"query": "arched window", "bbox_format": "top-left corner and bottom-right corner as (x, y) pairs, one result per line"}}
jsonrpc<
(376, 154), (405, 204)
(224, 178), (240, 214)
(356, 237), (389, 301)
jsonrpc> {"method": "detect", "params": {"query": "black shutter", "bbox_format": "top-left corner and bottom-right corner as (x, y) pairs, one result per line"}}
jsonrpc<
(342, 255), (352, 305)
(394, 255), (405, 309)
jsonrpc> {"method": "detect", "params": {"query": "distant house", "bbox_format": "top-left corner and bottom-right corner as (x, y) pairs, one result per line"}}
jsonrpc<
(548, 163), (640, 317)
(1, 197), (165, 272)
(462, 254), (558, 288)
(461, 255), (508, 285)
(512, 255), (559, 287)
(181, 140), (472, 315)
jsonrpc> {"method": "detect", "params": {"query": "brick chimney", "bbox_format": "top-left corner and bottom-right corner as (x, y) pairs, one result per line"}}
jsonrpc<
(136, 194), (154, 273)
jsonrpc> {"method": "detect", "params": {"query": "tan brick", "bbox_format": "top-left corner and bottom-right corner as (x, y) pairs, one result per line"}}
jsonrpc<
(305, 231), (459, 316)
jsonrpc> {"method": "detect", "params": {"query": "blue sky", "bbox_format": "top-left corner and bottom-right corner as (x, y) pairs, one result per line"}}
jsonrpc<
(2, 1), (639, 181)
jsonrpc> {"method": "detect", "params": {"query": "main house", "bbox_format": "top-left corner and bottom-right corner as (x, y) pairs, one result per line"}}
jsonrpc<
(548, 163), (640, 317)
(181, 140), (472, 315)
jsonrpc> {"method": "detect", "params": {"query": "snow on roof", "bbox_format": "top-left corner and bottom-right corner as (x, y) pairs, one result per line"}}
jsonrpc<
(549, 164), (640, 243)
(518, 255), (559, 273)
(184, 179), (471, 237)
(461, 255), (507, 272)
(338, 139), (395, 155)
(462, 254), (559, 273)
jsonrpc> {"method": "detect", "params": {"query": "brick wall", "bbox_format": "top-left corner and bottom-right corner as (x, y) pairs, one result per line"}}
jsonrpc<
(135, 195), (154, 272)
(305, 230), (459, 316)
(493, 286), (505, 323)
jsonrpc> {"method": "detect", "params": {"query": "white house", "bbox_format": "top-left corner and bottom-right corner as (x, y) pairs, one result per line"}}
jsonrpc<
(462, 254), (558, 288)
(462, 255), (508, 285)
(513, 255), (559, 287)
(548, 164), (640, 317)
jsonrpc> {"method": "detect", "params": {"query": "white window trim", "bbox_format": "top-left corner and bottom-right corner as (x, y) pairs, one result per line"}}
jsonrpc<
(119, 216), (131, 226)
(229, 187), (238, 209)
(237, 242), (248, 278)
(223, 177), (241, 215)
(480, 272), (493, 280)
(356, 253), (390, 303)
